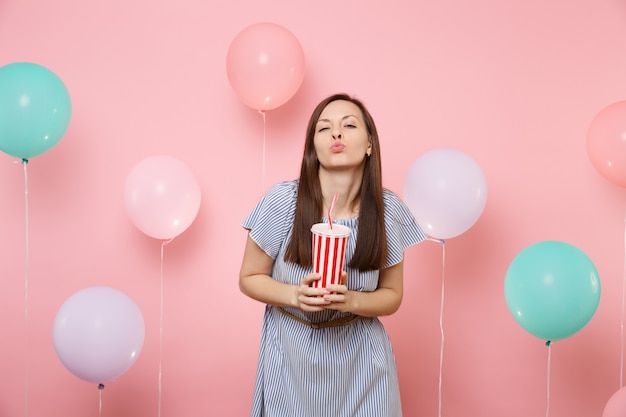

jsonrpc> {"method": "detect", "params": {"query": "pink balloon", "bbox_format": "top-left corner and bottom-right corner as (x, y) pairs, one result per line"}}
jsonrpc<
(226, 22), (305, 111)
(603, 387), (626, 417)
(53, 286), (145, 384)
(587, 100), (626, 187)
(124, 155), (201, 240)
(403, 148), (487, 240)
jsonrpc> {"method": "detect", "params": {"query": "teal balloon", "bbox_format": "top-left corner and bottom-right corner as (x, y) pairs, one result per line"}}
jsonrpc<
(504, 240), (601, 342)
(0, 62), (72, 159)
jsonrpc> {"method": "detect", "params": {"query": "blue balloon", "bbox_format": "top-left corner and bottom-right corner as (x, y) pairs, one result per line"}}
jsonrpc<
(504, 240), (601, 342)
(0, 62), (72, 159)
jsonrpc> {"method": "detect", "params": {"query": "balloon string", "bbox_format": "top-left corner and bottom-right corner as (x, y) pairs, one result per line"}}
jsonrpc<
(158, 239), (170, 417)
(98, 384), (104, 416)
(22, 158), (29, 417)
(427, 237), (446, 417)
(545, 341), (551, 417)
(259, 110), (267, 192)
(603, 204), (624, 393)
(438, 239), (446, 417)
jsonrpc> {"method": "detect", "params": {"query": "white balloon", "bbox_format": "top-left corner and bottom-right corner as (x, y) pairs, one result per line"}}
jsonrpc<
(403, 148), (487, 239)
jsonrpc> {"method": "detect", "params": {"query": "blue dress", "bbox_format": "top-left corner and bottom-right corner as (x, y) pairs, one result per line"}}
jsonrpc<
(242, 180), (426, 417)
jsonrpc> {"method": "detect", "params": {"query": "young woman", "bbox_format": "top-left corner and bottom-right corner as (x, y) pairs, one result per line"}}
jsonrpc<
(239, 93), (426, 416)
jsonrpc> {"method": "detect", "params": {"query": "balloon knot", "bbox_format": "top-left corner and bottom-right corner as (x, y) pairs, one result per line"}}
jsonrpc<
(98, 383), (105, 390)
(545, 340), (551, 347)
(21, 158), (29, 165)
(162, 238), (174, 247)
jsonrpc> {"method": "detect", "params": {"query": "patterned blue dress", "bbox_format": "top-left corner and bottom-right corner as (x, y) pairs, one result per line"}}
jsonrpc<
(242, 180), (426, 417)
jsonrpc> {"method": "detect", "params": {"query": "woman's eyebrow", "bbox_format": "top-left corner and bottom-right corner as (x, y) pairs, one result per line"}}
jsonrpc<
(316, 115), (358, 124)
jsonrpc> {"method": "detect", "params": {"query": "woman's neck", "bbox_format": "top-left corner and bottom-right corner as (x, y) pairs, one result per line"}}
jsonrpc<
(318, 169), (362, 219)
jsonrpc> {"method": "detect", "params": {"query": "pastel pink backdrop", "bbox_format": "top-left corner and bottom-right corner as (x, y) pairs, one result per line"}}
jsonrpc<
(1, 0), (625, 416)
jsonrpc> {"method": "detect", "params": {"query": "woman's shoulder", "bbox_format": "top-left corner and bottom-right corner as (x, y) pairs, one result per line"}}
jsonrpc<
(382, 188), (404, 207)
(381, 188), (426, 263)
(249, 179), (299, 216)
(265, 179), (298, 202)
(382, 188), (416, 225)
(242, 179), (298, 233)
(270, 179), (298, 192)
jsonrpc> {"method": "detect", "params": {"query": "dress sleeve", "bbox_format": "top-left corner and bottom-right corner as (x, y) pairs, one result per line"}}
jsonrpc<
(382, 189), (426, 268)
(242, 181), (297, 259)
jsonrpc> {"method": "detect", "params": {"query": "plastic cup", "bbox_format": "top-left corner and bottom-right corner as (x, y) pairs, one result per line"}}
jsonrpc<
(311, 223), (351, 288)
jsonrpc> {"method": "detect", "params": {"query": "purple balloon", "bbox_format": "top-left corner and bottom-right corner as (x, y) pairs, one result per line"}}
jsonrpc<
(53, 286), (145, 384)
(403, 148), (487, 239)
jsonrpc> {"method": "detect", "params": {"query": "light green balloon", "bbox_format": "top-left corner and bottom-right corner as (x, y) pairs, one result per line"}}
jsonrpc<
(0, 62), (72, 159)
(504, 240), (601, 342)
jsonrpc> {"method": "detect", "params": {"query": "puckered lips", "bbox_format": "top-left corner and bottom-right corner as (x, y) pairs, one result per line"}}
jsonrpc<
(330, 142), (345, 153)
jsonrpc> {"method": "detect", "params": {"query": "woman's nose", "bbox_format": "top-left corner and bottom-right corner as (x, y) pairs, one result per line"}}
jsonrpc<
(332, 129), (342, 139)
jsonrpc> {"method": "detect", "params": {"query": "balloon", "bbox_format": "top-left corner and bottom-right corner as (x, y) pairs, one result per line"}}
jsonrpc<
(226, 22), (305, 111)
(0, 62), (72, 159)
(124, 155), (201, 240)
(53, 286), (145, 384)
(402, 148), (487, 239)
(603, 387), (626, 417)
(587, 100), (626, 187)
(504, 241), (601, 342)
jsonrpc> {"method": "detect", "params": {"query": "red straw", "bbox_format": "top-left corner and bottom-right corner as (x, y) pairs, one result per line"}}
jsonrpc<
(328, 193), (339, 229)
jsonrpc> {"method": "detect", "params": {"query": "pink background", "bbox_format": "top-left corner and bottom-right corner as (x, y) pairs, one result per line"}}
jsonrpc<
(1, 0), (626, 416)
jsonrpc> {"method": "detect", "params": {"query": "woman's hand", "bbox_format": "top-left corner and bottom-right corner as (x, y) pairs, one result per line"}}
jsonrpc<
(323, 262), (405, 318)
(321, 271), (351, 313)
(295, 273), (332, 312)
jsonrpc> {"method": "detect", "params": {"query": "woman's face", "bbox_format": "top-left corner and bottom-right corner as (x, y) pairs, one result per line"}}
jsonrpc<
(313, 100), (372, 172)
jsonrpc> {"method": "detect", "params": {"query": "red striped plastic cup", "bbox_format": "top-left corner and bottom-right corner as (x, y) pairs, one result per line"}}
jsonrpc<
(311, 223), (351, 288)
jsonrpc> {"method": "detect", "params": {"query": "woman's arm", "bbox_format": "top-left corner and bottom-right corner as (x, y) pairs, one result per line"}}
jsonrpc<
(239, 234), (331, 312)
(324, 260), (404, 317)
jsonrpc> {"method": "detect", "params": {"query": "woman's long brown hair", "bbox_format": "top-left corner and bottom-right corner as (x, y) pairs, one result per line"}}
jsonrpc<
(284, 93), (388, 271)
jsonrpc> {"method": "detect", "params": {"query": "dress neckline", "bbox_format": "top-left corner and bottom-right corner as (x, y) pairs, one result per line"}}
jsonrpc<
(321, 216), (359, 227)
